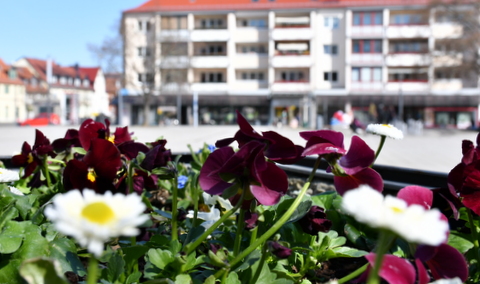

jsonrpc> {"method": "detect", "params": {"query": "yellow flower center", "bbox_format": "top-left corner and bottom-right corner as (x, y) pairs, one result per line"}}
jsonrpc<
(81, 202), (115, 224)
(382, 124), (393, 128)
(27, 153), (34, 164)
(87, 168), (97, 182)
(390, 206), (404, 213)
(107, 135), (115, 143)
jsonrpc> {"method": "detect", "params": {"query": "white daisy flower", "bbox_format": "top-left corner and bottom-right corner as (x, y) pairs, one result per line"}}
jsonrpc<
(44, 189), (149, 257)
(9, 186), (24, 196)
(429, 278), (462, 284)
(341, 185), (448, 246)
(202, 192), (233, 211)
(366, 124), (404, 140)
(0, 168), (19, 183)
(187, 205), (221, 230)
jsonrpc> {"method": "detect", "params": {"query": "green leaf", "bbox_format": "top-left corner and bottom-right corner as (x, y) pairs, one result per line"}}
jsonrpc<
(49, 238), (86, 277)
(0, 259), (23, 283)
(122, 245), (149, 272)
(0, 221), (25, 254)
(225, 271), (241, 284)
(154, 210), (172, 219)
(449, 233), (475, 254)
(125, 271), (142, 284)
(148, 248), (175, 269)
(19, 257), (69, 284)
(175, 274), (192, 284)
(204, 275), (216, 284)
(234, 249), (261, 272)
(101, 252), (125, 283)
(331, 247), (368, 258)
(72, 147), (87, 155)
(0, 199), (18, 229)
(13, 221), (50, 261)
(311, 191), (338, 210)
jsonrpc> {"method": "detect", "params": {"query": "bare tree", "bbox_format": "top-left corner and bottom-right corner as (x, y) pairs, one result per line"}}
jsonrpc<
(87, 20), (123, 74)
(429, 0), (480, 87)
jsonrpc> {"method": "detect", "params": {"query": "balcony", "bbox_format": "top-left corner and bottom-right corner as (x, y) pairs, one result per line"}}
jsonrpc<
(191, 82), (228, 92)
(431, 79), (462, 91)
(233, 28), (268, 42)
(271, 28), (313, 41)
(350, 81), (383, 92)
(231, 81), (269, 91)
(233, 54), (268, 69)
(349, 26), (384, 38)
(190, 30), (230, 42)
(271, 81), (311, 92)
(349, 54), (384, 65)
(386, 25), (431, 38)
(386, 53), (430, 66)
(159, 56), (190, 69)
(271, 55), (312, 68)
(432, 23), (462, 39)
(385, 81), (429, 92)
(158, 30), (189, 41)
(191, 56), (229, 68)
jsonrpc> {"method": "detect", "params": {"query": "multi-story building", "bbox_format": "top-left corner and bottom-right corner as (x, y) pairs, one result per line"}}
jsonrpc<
(13, 58), (110, 125)
(122, 0), (480, 129)
(0, 59), (27, 124)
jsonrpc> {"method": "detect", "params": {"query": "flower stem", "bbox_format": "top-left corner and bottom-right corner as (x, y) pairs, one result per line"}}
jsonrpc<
(171, 177), (179, 241)
(127, 163), (134, 194)
(214, 156), (323, 279)
(249, 226), (258, 247)
(250, 243), (268, 283)
(338, 263), (368, 284)
(86, 257), (99, 284)
(233, 208), (246, 256)
(367, 231), (393, 284)
(184, 192), (244, 255)
(373, 136), (386, 164)
(467, 208), (480, 268)
(43, 157), (51, 187)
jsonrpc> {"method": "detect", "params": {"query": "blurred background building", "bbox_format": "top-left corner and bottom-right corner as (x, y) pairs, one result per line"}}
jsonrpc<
(120, 0), (480, 129)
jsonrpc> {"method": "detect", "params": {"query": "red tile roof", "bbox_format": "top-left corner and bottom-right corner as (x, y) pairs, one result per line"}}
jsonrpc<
(124, 0), (430, 13)
(0, 58), (24, 86)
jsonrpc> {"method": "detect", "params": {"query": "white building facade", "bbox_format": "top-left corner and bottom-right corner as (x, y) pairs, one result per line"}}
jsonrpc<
(122, 0), (479, 129)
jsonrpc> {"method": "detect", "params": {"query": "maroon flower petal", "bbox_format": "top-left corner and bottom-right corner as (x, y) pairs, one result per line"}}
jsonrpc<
(397, 186), (433, 210)
(269, 241), (292, 259)
(365, 253), (416, 284)
(118, 141), (150, 160)
(415, 258), (430, 284)
(302, 136), (347, 157)
(262, 131), (304, 164)
(63, 159), (92, 191)
(334, 168), (383, 195)
(79, 119), (106, 150)
(236, 110), (264, 141)
(113, 126), (132, 145)
(199, 147), (236, 195)
(418, 244), (468, 282)
(215, 137), (236, 148)
(338, 136), (375, 175)
(300, 130), (344, 148)
(83, 139), (122, 180)
(461, 191), (480, 215)
(251, 155), (288, 205)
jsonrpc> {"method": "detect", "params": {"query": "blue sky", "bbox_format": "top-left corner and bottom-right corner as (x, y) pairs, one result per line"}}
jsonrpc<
(0, 0), (144, 67)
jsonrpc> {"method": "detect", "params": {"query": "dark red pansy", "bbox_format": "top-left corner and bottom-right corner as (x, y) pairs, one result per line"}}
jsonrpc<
(415, 244), (468, 283)
(268, 241), (292, 259)
(297, 205), (332, 235)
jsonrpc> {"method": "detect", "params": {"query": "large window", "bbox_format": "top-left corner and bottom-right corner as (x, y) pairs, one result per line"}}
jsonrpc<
(324, 72), (338, 82)
(352, 67), (382, 82)
(161, 43), (188, 56)
(237, 45), (267, 54)
(352, 11), (382, 26)
(161, 16), (187, 30)
(390, 40), (428, 53)
(201, 72), (224, 83)
(280, 71), (305, 82)
(137, 47), (151, 57)
(388, 69), (428, 81)
(200, 18), (225, 29)
(240, 71), (265, 80)
(138, 73), (154, 84)
(324, 16), (340, 29)
(238, 18), (267, 28)
(138, 20), (151, 32)
(323, 45), (338, 55)
(391, 13), (426, 25)
(198, 45), (226, 56)
(352, 40), (382, 53)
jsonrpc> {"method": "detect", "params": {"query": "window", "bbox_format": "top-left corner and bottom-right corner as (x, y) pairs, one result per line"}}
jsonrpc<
(200, 72), (224, 83)
(199, 45), (225, 55)
(238, 18), (267, 28)
(352, 67), (382, 82)
(138, 20), (151, 32)
(324, 16), (340, 29)
(324, 71), (338, 82)
(280, 71), (305, 81)
(323, 45), (338, 55)
(237, 45), (267, 54)
(4, 85), (9, 94)
(162, 42), (188, 56)
(138, 73), (154, 84)
(200, 18), (225, 29)
(352, 11), (382, 26)
(137, 47), (151, 57)
(161, 16), (187, 29)
(239, 71), (265, 80)
(392, 13), (425, 25)
(83, 80), (90, 87)
(352, 40), (382, 53)
(390, 40), (427, 53)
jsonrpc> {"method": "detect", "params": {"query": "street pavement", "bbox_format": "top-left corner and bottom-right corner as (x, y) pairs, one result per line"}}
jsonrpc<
(0, 124), (478, 174)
